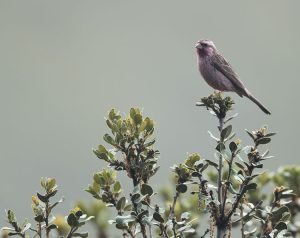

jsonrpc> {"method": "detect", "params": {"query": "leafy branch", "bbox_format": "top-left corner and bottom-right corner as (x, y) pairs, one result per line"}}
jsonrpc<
(1, 178), (92, 238)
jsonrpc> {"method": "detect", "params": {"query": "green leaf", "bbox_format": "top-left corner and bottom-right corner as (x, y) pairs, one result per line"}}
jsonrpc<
(123, 204), (133, 211)
(244, 183), (257, 191)
(131, 193), (141, 203)
(129, 108), (142, 126)
(47, 189), (57, 199)
(93, 148), (109, 161)
(115, 223), (128, 229)
(280, 193), (296, 199)
(106, 119), (114, 130)
(153, 212), (164, 223)
(103, 134), (116, 146)
(200, 163), (209, 172)
(46, 224), (57, 232)
(113, 181), (121, 193)
(34, 215), (45, 223)
(85, 184), (101, 199)
(41, 178), (46, 190)
(280, 212), (291, 222)
(96, 144), (108, 154)
(176, 184), (187, 193)
(274, 222), (287, 231)
(245, 129), (255, 140)
(108, 109), (121, 121)
(133, 114), (142, 126)
(102, 169), (116, 185)
(256, 137), (271, 145)
(141, 184), (153, 196)
(138, 119), (147, 132)
(265, 132), (276, 137)
(271, 206), (289, 223)
(191, 171), (201, 177)
(47, 178), (57, 191)
(225, 132), (236, 142)
(144, 140), (155, 148)
(137, 210), (148, 220)
(116, 197), (126, 211)
(229, 141), (237, 152)
(144, 117), (154, 132)
(93, 174), (105, 186)
(221, 125), (232, 141)
(234, 162), (245, 171)
(67, 213), (78, 227)
(72, 232), (89, 238)
(184, 153), (200, 167)
(129, 108), (137, 119)
(205, 159), (218, 168)
(216, 142), (225, 152)
(37, 193), (48, 203)
(7, 210), (15, 223)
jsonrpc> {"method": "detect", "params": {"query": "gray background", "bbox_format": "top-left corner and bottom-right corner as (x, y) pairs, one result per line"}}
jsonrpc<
(0, 0), (299, 235)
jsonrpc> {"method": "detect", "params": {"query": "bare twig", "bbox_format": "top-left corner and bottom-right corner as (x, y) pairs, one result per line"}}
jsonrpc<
(225, 179), (248, 224)
(240, 205), (246, 238)
(217, 152), (223, 214)
(45, 201), (50, 238)
(221, 151), (236, 218)
(168, 192), (179, 220)
(219, 117), (224, 132)
(172, 218), (177, 238)
(200, 228), (210, 238)
(66, 227), (76, 238)
(217, 115), (225, 217)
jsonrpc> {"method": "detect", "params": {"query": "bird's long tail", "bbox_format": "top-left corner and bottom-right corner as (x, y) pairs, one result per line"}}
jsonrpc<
(246, 94), (271, 115)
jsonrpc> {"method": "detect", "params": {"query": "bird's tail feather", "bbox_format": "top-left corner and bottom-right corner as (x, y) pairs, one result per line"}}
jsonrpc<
(247, 94), (271, 115)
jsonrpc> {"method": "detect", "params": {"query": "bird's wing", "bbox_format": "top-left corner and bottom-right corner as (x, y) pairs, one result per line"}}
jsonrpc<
(211, 53), (247, 94)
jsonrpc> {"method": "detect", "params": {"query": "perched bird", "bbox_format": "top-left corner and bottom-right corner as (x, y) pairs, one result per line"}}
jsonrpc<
(195, 39), (271, 115)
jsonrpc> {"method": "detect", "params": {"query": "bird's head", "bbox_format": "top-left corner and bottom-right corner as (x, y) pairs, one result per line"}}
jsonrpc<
(195, 39), (216, 57)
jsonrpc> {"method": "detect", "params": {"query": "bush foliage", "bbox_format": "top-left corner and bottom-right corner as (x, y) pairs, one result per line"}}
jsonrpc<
(1, 93), (300, 238)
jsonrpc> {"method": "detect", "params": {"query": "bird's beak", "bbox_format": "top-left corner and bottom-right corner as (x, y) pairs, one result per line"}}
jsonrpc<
(195, 43), (202, 49)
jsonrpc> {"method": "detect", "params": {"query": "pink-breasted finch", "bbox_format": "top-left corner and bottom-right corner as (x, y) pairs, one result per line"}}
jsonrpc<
(195, 39), (271, 115)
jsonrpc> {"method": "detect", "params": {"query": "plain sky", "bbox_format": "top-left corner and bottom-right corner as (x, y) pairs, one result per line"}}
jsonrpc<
(0, 0), (299, 236)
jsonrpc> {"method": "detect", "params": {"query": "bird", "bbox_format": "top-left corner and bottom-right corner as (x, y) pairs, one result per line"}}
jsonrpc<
(195, 39), (271, 115)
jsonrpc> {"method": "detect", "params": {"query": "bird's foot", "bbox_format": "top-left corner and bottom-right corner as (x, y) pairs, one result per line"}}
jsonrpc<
(214, 90), (222, 94)
(213, 90), (223, 97)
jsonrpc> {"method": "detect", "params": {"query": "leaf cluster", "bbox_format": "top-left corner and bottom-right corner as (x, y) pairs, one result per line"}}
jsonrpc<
(93, 108), (159, 185)
(1, 178), (93, 238)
